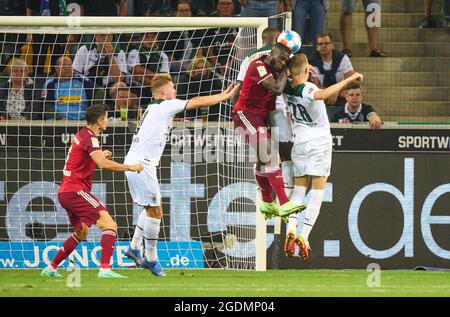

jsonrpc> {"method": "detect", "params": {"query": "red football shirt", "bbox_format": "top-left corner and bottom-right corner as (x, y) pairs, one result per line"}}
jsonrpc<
(234, 56), (276, 116)
(59, 127), (102, 193)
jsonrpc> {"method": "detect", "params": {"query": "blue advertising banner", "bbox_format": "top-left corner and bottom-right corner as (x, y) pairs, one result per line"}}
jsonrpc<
(0, 241), (204, 269)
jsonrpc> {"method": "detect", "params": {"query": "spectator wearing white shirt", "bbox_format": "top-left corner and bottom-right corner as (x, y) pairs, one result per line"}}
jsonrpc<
(309, 33), (355, 106)
(73, 34), (127, 89)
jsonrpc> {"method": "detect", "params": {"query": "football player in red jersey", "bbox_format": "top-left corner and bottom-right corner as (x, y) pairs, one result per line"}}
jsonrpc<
(41, 104), (144, 279)
(232, 43), (306, 219)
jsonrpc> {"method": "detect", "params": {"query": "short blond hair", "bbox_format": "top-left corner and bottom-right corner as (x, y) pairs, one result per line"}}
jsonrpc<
(5, 57), (31, 76)
(150, 73), (173, 95)
(288, 54), (308, 76)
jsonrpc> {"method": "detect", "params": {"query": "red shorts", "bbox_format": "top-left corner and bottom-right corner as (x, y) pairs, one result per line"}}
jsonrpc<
(58, 190), (106, 231)
(232, 110), (271, 147)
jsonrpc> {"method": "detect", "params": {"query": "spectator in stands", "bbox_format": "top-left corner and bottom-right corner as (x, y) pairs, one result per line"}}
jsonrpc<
(42, 56), (94, 120)
(340, 0), (388, 57)
(420, 0), (437, 28)
(332, 81), (382, 129)
(108, 81), (140, 121)
(209, 0), (235, 17)
(157, 0), (195, 75)
(309, 33), (355, 106)
(147, 0), (177, 16)
(0, 0), (26, 74)
(82, 0), (128, 16)
(72, 33), (128, 102)
(0, 58), (41, 120)
(26, 0), (73, 77)
(127, 32), (170, 87)
(192, 0), (217, 16)
(194, 0), (239, 77)
(239, 0), (282, 27)
(291, 0), (326, 46)
(176, 56), (223, 121)
(418, 0), (450, 28)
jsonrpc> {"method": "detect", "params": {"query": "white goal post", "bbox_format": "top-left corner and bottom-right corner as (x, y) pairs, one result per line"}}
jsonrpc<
(0, 15), (292, 272)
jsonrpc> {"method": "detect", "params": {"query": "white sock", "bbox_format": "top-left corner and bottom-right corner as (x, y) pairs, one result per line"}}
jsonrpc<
(287, 186), (306, 233)
(131, 209), (146, 250)
(144, 216), (161, 262)
(300, 189), (325, 241)
(281, 161), (294, 197)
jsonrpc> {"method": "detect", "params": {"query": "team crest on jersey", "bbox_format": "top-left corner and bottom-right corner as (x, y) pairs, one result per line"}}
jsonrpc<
(91, 137), (99, 148)
(308, 87), (314, 94)
(151, 193), (157, 203)
(257, 65), (267, 77)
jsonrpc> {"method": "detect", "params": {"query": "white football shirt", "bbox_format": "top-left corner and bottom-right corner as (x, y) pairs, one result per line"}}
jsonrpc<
(125, 99), (188, 166)
(283, 81), (330, 137)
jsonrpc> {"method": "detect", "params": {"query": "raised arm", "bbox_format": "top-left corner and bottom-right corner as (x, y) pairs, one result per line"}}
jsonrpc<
(185, 84), (241, 110)
(315, 72), (363, 101)
(90, 151), (143, 172)
(259, 70), (288, 95)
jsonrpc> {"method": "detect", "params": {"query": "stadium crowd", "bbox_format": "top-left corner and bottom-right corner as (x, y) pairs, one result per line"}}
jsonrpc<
(0, 0), (448, 123)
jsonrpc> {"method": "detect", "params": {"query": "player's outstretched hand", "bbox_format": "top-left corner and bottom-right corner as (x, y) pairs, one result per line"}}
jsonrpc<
(223, 83), (241, 99)
(129, 164), (144, 173)
(351, 72), (364, 82)
(103, 150), (112, 159)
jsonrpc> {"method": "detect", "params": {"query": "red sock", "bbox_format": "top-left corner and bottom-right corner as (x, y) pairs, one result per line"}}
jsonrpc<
(255, 170), (274, 203)
(51, 234), (81, 269)
(264, 169), (289, 205)
(100, 229), (117, 269)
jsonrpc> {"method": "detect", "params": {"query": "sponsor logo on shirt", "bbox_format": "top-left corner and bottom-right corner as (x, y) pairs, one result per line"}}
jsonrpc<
(257, 65), (267, 77)
(91, 137), (99, 148)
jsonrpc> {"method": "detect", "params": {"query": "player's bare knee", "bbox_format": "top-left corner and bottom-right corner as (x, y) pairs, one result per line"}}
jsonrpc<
(145, 206), (162, 219)
(76, 225), (89, 240)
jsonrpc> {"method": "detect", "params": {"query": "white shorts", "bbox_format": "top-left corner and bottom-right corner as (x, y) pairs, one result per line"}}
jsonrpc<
(125, 165), (161, 207)
(270, 108), (293, 143)
(292, 134), (332, 177)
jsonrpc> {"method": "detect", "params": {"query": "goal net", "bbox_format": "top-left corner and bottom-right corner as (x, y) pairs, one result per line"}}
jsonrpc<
(0, 15), (289, 271)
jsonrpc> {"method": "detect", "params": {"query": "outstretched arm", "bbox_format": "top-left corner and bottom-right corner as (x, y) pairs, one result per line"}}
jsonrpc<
(315, 72), (363, 101)
(185, 83), (241, 110)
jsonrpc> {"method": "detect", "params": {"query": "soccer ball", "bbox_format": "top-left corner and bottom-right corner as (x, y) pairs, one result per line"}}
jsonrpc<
(277, 30), (302, 54)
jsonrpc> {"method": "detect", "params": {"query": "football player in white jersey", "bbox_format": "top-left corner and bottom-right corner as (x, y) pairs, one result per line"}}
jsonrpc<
(236, 27), (296, 215)
(124, 74), (240, 276)
(283, 54), (363, 259)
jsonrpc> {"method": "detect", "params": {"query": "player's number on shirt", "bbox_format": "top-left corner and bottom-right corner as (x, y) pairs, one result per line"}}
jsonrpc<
(63, 144), (73, 176)
(288, 102), (313, 123)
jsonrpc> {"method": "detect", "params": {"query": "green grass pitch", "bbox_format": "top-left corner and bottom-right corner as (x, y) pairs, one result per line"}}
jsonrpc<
(1, 269), (449, 296)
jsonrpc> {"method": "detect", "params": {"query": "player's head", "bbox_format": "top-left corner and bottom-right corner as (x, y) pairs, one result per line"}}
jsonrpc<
(268, 43), (291, 72)
(86, 104), (108, 132)
(288, 53), (309, 78)
(151, 73), (176, 100)
(262, 27), (281, 46)
(316, 33), (334, 56)
(345, 81), (363, 107)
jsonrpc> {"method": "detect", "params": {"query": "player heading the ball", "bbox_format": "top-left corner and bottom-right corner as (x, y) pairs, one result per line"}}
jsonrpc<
(232, 43), (306, 221)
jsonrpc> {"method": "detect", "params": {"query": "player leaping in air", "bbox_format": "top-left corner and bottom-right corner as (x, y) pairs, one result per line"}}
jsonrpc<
(232, 43), (306, 220)
(124, 74), (240, 276)
(41, 104), (144, 279)
(283, 54), (363, 259)
(236, 27), (296, 208)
